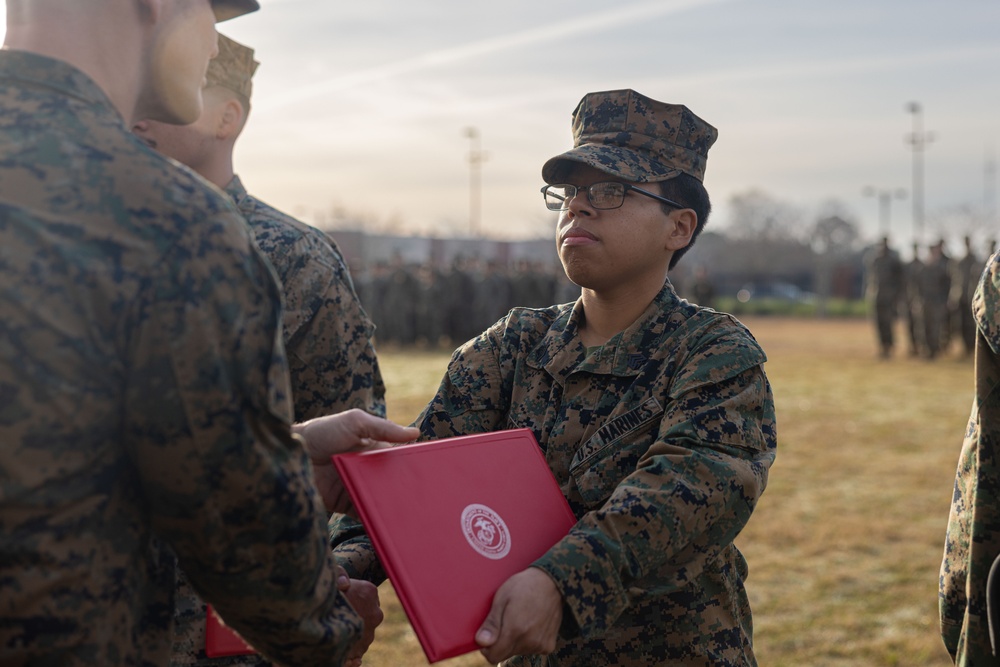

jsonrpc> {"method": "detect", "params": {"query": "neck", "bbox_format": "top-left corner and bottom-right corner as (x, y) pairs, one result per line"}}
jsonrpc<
(5, 5), (145, 121)
(196, 152), (236, 191)
(578, 278), (665, 347)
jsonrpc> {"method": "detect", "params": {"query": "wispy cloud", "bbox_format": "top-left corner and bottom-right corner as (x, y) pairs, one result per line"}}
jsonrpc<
(656, 43), (1000, 89)
(254, 0), (736, 113)
(497, 42), (1000, 119)
(275, 41), (1000, 126)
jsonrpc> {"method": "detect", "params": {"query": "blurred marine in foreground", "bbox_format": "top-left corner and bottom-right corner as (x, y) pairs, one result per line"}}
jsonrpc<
(133, 34), (386, 425)
(941, 247), (1000, 664)
(0, 1), (415, 665)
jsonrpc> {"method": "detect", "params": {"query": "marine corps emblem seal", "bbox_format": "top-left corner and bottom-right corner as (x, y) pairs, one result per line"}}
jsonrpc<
(460, 503), (511, 560)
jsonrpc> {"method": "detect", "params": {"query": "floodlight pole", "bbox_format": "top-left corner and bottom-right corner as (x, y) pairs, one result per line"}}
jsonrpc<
(905, 102), (934, 245)
(862, 186), (907, 238)
(464, 127), (486, 237)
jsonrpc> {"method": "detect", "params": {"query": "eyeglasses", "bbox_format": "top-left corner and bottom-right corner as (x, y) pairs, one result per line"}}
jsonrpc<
(540, 181), (684, 212)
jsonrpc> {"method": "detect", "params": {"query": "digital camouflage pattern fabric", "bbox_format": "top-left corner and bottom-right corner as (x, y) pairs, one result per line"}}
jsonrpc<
(171, 176), (386, 667)
(229, 175), (385, 422)
(541, 88), (718, 185)
(333, 281), (777, 666)
(940, 250), (1000, 665)
(0, 51), (360, 666)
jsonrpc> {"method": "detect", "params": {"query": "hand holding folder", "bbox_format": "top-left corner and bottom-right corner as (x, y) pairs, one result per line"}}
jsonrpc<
(293, 408), (419, 513)
(204, 565), (382, 660)
(339, 574), (384, 666)
(202, 411), (414, 659)
(333, 428), (577, 663)
(475, 567), (564, 664)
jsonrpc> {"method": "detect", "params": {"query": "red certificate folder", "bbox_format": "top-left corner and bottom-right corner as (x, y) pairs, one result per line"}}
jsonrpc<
(204, 605), (255, 658)
(333, 428), (577, 663)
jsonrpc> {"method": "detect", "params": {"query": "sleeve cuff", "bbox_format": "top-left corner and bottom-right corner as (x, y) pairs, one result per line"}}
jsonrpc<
(531, 530), (629, 638)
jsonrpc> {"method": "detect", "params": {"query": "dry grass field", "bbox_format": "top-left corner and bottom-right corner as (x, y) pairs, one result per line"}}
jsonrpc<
(362, 316), (973, 666)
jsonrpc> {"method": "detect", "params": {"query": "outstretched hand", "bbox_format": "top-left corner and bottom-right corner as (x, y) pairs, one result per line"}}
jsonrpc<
(293, 409), (419, 513)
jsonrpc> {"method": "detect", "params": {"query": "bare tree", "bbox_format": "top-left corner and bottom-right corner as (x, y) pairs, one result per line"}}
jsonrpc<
(725, 189), (804, 241)
(813, 213), (860, 256)
(721, 189), (810, 284)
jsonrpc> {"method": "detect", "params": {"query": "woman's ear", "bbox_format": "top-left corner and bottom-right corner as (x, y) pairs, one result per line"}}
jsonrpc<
(665, 209), (697, 252)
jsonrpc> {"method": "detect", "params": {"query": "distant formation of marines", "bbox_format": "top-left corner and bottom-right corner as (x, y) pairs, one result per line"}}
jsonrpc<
(355, 257), (578, 348)
(865, 234), (991, 360)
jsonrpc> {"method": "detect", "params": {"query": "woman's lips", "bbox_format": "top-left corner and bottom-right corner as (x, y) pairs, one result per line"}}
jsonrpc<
(561, 227), (598, 246)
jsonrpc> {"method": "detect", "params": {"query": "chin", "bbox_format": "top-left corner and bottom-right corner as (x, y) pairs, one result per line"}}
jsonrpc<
(141, 82), (203, 126)
(561, 263), (595, 290)
(158, 99), (201, 126)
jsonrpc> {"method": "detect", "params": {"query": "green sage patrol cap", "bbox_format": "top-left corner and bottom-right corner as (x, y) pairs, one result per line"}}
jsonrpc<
(207, 34), (258, 100)
(213, 0), (260, 23)
(542, 89), (718, 185)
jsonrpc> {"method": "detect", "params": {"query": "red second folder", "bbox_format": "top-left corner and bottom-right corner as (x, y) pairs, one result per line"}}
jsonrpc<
(333, 428), (576, 663)
(204, 605), (255, 658)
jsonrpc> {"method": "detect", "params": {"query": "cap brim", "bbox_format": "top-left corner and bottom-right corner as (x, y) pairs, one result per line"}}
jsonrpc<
(541, 144), (681, 184)
(213, 0), (260, 22)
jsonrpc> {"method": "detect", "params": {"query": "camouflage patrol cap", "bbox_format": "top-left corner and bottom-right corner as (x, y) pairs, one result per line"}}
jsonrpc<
(212, 0), (260, 22)
(207, 34), (258, 100)
(542, 89), (718, 184)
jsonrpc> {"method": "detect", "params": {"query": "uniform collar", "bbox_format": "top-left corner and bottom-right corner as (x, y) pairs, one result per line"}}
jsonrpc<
(0, 49), (123, 123)
(527, 279), (684, 380)
(224, 174), (248, 205)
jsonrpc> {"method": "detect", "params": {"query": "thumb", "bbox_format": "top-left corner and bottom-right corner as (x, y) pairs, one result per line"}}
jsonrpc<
(475, 598), (505, 647)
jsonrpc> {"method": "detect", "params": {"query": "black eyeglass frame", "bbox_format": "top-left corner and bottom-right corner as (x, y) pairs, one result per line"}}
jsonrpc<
(540, 181), (685, 212)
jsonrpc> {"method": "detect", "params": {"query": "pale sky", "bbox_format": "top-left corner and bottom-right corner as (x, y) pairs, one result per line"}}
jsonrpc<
(4, 0), (999, 248)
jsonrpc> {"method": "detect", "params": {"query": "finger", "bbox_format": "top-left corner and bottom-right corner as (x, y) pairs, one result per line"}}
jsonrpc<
(363, 421), (420, 445)
(353, 438), (390, 453)
(345, 647), (363, 659)
(335, 565), (351, 591)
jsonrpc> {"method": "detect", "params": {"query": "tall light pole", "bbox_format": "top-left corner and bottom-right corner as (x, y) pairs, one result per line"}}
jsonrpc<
(464, 127), (487, 237)
(862, 186), (907, 238)
(986, 147), (997, 230)
(905, 102), (934, 245)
